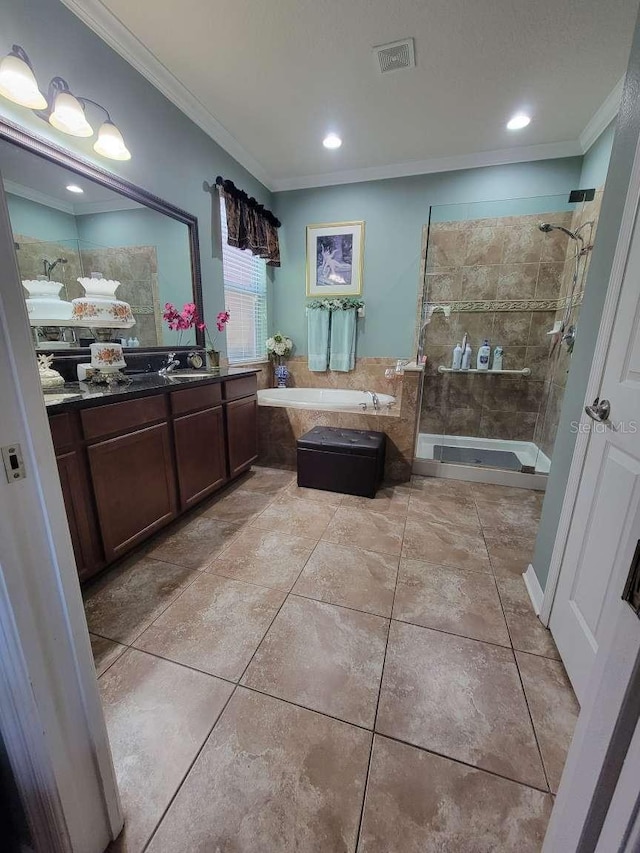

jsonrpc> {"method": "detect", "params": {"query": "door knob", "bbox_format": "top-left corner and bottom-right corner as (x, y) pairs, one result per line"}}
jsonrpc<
(585, 397), (611, 422)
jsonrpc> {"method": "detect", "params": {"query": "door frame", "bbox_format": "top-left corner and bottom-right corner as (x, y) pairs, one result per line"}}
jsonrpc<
(0, 175), (122, 850)
(539, 118), (640, 626)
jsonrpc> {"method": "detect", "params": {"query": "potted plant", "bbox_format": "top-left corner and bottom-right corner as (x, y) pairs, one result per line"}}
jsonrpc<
(266, 332), (293, 387)
(162, 303), (230, 369)
(203, 310), (230, 369)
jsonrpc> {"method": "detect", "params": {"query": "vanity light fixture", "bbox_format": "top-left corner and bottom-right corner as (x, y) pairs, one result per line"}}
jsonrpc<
(0, 45), (47, 110)
(507, 113), (531, 130)
(66, 184), (84, 193)
(0, 44), (132, 160)
(323, 133), (342, 150)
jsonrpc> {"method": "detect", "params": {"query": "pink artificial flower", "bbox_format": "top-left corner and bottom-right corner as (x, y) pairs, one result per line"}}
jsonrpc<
(216, 310), (230, 332)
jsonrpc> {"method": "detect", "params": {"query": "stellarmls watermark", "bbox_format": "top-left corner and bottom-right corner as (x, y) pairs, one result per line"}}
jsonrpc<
(570, 420), (638, 434)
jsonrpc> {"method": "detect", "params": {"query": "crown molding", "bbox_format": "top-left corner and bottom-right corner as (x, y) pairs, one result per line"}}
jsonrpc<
(3, 179), (74, 214)
(73, 197), (143, 215)
(59, 0), (275, 191)
(579, 76), (624, 153)
(271, 140), (582, 192)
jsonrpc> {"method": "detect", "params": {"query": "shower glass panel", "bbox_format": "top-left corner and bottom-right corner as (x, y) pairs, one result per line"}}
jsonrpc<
(416, 191), (602, 482)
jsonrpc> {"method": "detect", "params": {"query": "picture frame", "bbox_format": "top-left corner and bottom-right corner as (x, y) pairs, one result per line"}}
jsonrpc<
(306, 220), (365, 297)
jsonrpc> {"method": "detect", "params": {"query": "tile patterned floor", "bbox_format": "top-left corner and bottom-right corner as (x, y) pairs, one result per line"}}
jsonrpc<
(84, 467), (578, 852)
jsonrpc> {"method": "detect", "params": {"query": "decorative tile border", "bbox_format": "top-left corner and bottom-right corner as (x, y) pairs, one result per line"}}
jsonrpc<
(424, 294), (583, 314)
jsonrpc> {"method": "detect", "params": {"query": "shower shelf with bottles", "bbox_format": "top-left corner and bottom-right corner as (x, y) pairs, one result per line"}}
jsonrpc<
(437, 366), (531, 376)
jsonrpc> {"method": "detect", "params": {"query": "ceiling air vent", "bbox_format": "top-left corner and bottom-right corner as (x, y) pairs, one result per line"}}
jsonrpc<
(373, 39), (415, 74)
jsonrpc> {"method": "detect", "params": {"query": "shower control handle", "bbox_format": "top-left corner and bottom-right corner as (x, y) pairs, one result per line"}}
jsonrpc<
(585, 397), (611, 423)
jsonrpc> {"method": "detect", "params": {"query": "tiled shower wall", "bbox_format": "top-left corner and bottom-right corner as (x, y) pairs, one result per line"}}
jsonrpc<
(534, 190), (604, 458)
(419, 212), (574, 444)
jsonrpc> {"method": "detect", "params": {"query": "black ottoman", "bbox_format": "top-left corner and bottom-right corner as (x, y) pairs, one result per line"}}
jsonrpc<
(297, 426), (386, 498)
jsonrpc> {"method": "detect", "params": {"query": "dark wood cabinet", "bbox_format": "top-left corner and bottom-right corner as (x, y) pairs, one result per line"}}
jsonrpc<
(55, 450), (104, 581)
(88, 422), (177, 562)
(47, 371), (260, 580)
(226, 395), (258, 477)
(173, 406), (227, 510)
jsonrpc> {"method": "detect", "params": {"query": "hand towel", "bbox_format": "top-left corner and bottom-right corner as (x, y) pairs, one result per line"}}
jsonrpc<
(307, 307), (330, 371)
(329, 307), (357, 372)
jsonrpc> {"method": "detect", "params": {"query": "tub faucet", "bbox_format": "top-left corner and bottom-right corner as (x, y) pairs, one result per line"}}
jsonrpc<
(159, 352), (181, 375)
(366, 390), (380, 411)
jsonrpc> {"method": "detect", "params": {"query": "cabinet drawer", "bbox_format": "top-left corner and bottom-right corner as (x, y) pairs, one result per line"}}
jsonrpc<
(49, 411), (81, 452)
(223, 374), (257, 402)
(170, 382), (222, 416)
(81, 394), (168, 441)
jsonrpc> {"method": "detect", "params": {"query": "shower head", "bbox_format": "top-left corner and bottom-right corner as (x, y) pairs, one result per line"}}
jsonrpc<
(538, 222), (580, 241)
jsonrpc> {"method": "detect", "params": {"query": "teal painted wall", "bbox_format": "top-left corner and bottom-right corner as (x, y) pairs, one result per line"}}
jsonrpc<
(273, 157), (583, 358)
(2, 0), (272, 359)
(6, 193), (78, 243)
(579, 122), (616, 189)
(531, 112), (633, 588)
(76, 207), (192, 318)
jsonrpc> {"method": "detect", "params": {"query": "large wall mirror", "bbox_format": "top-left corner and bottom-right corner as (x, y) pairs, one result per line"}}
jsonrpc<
(0, 119), (204, 352)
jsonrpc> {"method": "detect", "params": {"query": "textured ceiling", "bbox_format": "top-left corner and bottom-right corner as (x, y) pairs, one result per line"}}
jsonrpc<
(77, 0), (639, 188)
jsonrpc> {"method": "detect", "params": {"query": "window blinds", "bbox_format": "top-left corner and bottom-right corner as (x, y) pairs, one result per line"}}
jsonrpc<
(220, 195), (268, 362)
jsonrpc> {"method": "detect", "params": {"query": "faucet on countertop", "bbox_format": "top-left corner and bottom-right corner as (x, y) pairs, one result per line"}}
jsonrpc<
(158, 352), (181, 375)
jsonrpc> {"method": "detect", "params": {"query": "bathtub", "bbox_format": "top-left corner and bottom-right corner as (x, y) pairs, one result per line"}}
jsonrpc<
(257, 387), (396, 411)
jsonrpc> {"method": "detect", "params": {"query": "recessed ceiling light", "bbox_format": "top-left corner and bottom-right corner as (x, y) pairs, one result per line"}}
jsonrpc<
(66, 184), (84, 193)
(507, 113), (531, 130)
(323, 133), (342, 150)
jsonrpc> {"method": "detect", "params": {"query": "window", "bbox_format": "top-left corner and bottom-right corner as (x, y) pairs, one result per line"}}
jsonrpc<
(220, 196), (268, 363)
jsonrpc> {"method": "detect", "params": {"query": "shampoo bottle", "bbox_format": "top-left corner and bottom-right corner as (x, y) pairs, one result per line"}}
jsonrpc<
(492, 346), (503, 371)
(452, 342), (463, 370)
(462, 343), (472, 370)
(477, 339), (490, 370)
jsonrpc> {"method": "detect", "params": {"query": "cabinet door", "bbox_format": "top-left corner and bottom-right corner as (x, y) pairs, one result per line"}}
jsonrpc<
(88, 422), (177, 562)
(56, 450), (104, 582)
(226, 396), (258, 478)
(173, 406), (227, 510)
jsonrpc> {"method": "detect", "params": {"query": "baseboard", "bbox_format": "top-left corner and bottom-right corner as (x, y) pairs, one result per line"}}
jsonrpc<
(523, 563), (544, 616)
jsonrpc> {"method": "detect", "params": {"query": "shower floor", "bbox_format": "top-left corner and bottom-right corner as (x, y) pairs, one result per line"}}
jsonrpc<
(417, 433), (551, 476)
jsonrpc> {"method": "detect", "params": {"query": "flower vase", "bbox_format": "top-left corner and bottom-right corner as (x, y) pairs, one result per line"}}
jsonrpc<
(274, 358), (289, 388)
(207, 349), (220, 370)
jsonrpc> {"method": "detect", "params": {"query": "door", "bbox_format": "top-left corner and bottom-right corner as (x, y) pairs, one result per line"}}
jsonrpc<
(226, 396), (258, 477)
(549, 161), (640, 702)
(88, 422), (177, 561)
(173, 405), (227, 509)
(56, 450), (104, 581)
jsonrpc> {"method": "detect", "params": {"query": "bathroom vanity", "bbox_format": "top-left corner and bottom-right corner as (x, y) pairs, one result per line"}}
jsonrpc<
(45, 370), (258, 583)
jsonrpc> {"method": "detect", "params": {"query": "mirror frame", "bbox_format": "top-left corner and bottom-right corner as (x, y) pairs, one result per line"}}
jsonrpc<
(0, 116), (205, 349)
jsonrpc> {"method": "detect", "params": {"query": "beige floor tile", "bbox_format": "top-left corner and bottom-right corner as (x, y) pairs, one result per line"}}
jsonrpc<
(341, 484), (411, 517)
(497, 576), (560, 659)
(411, 476), (470, 498)
(149, 515), (241, 570)
(393, 559), (510, 646)
(516, 651), (579, 793)
(84, 555), (197, 645)
(242, 596), (388, 728)
(146, 688), (371, 853)
(402, 517), (490, 572)
(285, 482), (345, 506)
(377, 622), (546, 788)
(208, 527), (315, 591)
(407, 492), (481, 531)
(293, 541), (398, 617)
(322, 506), (405, 556)
(252, 494), (337, 539)
(484, 531), (536, 578)
(358, 735), (552, 853)
(202, 488), (273, 525)
(473, 485), (543, 538)
(90, 634), (126, 677)
(101, 649), (232, 853)
(236, 466), (296, 495)
(134, 573), (285, 680)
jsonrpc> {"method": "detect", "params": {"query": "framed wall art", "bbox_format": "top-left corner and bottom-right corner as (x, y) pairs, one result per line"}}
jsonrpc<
(306, 220), (364, 297)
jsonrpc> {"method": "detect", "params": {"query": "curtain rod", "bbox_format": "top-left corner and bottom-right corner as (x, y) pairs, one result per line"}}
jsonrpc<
(214, 176), (281, 228)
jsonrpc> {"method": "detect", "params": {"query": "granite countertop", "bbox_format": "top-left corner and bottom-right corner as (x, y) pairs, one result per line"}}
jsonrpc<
(43, 367), (260, 414)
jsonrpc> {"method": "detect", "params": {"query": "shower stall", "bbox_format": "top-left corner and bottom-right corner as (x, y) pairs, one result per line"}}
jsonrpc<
(414, 191), (602, 487)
